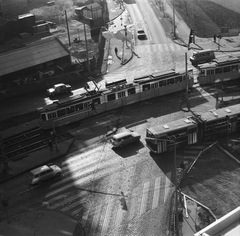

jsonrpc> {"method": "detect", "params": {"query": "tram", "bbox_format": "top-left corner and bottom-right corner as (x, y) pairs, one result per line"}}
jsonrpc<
(145, 117), (198, 153)
(145, 103), (240, 154)
(38, 69), (194, 129)
(197, 53), (240, 85)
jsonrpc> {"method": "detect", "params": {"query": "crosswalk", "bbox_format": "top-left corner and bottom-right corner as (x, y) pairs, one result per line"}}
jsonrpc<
(135, 43), (187, 53)
(42, 146), (175, 235)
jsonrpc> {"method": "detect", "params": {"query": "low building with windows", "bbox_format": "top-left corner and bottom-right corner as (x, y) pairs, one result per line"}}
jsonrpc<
(0, 37), (71, 98)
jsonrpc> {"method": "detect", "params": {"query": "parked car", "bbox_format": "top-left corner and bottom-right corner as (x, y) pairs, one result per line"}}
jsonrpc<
(137, 29), (147, 40)
(47, 83), (72, 96)
(111, 130), (141, 148)
(29, 164), (62, 185)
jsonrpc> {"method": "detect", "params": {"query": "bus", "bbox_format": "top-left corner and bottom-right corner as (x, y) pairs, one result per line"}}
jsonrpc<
(197, 53), (240, 85)
(145, 117), (198, 154)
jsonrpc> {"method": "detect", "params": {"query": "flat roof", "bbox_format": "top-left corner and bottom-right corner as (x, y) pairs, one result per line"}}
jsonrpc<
(147, 117), (197, 136)
(0, 37), (70, 77)
(200, 104), (240, 122)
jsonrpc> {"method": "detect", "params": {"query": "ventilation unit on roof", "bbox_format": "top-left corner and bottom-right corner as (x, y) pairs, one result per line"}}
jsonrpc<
(184, 119), (191, 123)
(225, 108), (231, 113)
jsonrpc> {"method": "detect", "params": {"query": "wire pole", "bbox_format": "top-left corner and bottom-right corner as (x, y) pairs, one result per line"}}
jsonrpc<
(84, 23), (90, 72)
(185, 52), (190, 110)
(173, 0), (176, 38)
(174, 142), (179, 236)
(65, 10), (71, 47)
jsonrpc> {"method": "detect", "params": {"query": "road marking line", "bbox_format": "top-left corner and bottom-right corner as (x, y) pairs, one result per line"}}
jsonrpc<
(81, 208), (90, 227)
(101, 199), (114, 235)
(89, 205), (102, 236)
(152, 176), (161, 209)
(114, 205), (124, 228)
(139, 181), (150, 215)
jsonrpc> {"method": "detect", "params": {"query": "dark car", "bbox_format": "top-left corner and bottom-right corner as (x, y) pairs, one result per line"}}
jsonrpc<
(47, 83), (72, 97)
(137, 29), (147, 40)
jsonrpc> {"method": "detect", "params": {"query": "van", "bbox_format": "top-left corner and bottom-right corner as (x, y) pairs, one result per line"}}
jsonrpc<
(111, 130), (141, 148)
(29, 164), (61, 185)
(190, 49), (215, 65)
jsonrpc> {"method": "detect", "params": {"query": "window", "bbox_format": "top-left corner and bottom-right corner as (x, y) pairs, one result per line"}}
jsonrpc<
(207, 69), (214, 75)
(232, 65), (238, 71)
(175, 76), (182, 83)
(200, 70), (205, 75)
(93, 98), (101, 105)
(75, 103), (83, 111)
(142, 84), (150, 91)
(57, 109), (66, 117)
(118, 91), (126, 98)
(151, 82), (158, 89)
(107, 93), (116, 101)
(128, 88), (136, 95)
(216, 68), (222, 74)
(66, 106), (75, 114)
(41, 114), (46, 121)
(167, 78), (174, 85)
(159, 80), (166, 87)
(223, 66), (230, 73)
(83, 102), (89, 109)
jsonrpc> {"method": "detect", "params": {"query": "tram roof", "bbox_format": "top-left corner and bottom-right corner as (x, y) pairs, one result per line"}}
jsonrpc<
(200, 104), (240, 121)
(147, 117), (197, 135)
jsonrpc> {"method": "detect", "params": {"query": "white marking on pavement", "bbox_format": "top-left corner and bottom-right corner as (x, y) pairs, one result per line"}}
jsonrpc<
(81, 208), (90, 227)
(101, 199), (114, 235)
(139, 181), (150, 215)
(89, 205), (102, 236)
(114, 206), (124, 228)
(152, 176), (161, 209)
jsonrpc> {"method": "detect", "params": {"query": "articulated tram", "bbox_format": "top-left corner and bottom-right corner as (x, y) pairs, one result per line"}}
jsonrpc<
(146, 103), (240, 154)
(38, 69), (194, 129)
(197, 53), (240, 85)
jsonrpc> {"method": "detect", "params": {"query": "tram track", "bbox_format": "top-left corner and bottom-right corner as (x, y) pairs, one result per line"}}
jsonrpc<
(2, 127), (73, 161)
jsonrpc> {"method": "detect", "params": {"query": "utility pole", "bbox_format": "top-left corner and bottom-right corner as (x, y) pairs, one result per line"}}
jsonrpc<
(185, 52), (190, 110)
(173, 0), (176, 38)
(174, 142), (179, 236)
(65, 10), (71, 47)
(84, 23), (90, 72)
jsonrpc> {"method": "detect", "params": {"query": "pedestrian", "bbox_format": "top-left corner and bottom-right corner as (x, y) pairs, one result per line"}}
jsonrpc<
(114, 47), (118, 55)
(48, 139), (53, 151)
(213, 34), (216, 43)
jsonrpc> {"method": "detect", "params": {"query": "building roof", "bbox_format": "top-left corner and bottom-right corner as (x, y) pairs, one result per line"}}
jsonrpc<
(0, 37), (70, 77)
(85, 2), (102, 10)
(194, 206), (240, 236)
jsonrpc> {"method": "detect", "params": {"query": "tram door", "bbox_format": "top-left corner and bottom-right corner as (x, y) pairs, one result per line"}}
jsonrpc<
(206, 69), (215, 83)
(157, 140), (167, 153)
(187, 127), (198, 144)
(228, 116), (237, 133)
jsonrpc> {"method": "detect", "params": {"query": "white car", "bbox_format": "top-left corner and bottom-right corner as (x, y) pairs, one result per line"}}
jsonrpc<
(111, 131), (141, 148)
(47, 83), (72, 96)
(29, 164), (62, 185)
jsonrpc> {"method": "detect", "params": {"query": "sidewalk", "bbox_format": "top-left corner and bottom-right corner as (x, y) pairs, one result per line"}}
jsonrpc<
(0, 209), (85, 236)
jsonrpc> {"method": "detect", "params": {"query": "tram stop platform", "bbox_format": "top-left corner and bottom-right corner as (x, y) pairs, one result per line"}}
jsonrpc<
(0, 209), (85, 236)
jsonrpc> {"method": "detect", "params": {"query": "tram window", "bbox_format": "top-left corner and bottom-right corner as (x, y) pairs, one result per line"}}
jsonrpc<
(52, 112), (57, 119)
(118, 91), (126, 98)
(83, 102), (89, 109)
(167, 78), (174, 85)
(200, 70), (205, 75)
(75, 103), (83, 111)
(66, 106), (75, 114)
(93, 98), (101, 104)
(232, 65), (238, 71)
(151, 82), (158, 89)
(159, 80), (166, 87)
(216, 68), (222, 74)
(223, 66), (230, 73)
(175, 76), (182, 83)
(107, 93), (116, 101)
(128, 88), (136, 95)
(47, 113), (53, 120)
(143, 84), (150, 91)
(41, 113), (46, 121)
(207, 70), (214, 75)
(57, 109), (66, 117)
